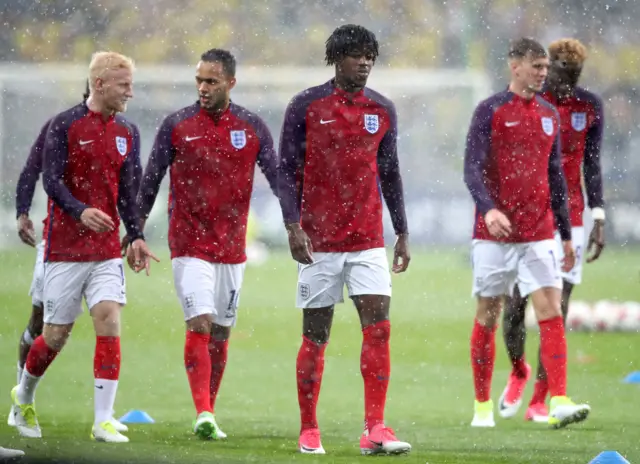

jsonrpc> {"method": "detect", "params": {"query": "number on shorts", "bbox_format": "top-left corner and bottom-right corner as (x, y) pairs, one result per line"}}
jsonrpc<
(225, 290), (240, 319)
(549, 249), (556, 270)
(575, 245), (582, 264)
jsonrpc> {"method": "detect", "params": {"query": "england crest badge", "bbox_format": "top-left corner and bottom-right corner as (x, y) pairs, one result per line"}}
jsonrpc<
(115, 136), (127, 156)
(230, 130), (246, 149)
(541, 117), (554, 136)
(364, 114), (379, 134)
(571, 112), (587, 131)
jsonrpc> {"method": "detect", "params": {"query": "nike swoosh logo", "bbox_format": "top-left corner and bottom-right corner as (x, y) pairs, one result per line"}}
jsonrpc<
(505, 121), (520, 127)
(185, 136), (203, 141)
(79, 140), (94, 145)
(320, 119), (336, 124)
(95, 385), (104, 389)
(368, 439), (383, 447)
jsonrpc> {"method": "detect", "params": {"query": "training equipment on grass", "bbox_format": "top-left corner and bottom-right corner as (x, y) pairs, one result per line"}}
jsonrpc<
(588, 451), (631, 463)
(119, 410), (155, 424)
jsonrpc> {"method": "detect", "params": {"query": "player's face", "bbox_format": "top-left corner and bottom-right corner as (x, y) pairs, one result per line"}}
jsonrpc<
(547, 54), (582, 99)
(195, 61), (236, 112)
(97, 67), (133, 113)
(515, 54), (549, 93)
(336, 48), (375, 89)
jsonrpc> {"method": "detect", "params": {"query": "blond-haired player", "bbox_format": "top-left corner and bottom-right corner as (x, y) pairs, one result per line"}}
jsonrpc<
(10, 51), (157, 443)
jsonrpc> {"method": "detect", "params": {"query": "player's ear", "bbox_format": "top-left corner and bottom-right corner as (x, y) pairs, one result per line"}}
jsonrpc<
(228, 77), (237, 91)
(94, 77), (104, 94)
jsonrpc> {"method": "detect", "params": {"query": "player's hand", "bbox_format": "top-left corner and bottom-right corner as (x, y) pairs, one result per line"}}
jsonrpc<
(120, 235), (130, 257)
(393, 234), (410, 273)
(17, 214), (36, 247)
(484, 209), (512, 239)
(126, 239), (160, 275)
(80, 208), (115, 233)
(561, 240), (576, 273)
(586, 219), (605, 263)
(286, 223), (313, 265)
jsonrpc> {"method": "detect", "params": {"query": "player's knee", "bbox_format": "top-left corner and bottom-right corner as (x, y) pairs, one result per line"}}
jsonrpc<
(91, 301), (122, 336)
(43, 323), (72, 351)
(302, 319), (331, 344)
(186, 314), (213, 334)
(211, 323), (230, 341)
(28, 305), (44, 337)
(476, 297), (502, 327)
(353, 295), (390, 328)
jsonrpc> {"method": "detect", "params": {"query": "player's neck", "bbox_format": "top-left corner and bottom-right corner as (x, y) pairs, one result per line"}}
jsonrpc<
(334, 77), (364, 94)
(86, 95), (115, 121)
(508, 82), (536, 100)
(204, 99), (230, 120)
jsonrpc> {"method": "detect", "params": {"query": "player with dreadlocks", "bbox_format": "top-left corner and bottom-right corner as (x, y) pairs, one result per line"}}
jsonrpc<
(499, 38), (605, 423)
(278, 24), (411, 456)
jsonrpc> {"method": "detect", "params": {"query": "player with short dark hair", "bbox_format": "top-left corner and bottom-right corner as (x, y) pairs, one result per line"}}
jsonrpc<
(136, 48), (279, 440)
(499, 38), (605, 423)
(11, 52), (157, 443)
(463, 37), (590, 429)
(278, 24), (411, 456)
(9, 79), (128, 435)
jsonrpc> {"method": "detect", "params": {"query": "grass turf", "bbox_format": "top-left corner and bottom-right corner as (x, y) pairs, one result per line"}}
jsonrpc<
(1, 245), (639, 463)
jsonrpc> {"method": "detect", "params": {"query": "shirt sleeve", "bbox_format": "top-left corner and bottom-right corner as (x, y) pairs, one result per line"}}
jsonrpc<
(463, 101), (496, 216)
(137, 116), (176, 221)
(583, 96), (605, 210)
(277, 95), (307, 225)
(377, 102), (408, 235)
(117, 124), (144, 241)
(42, 115), (90, 220)
(548, 131), (572, 241)
(15, 121), (48, 218)
(251, 116), (279, 196)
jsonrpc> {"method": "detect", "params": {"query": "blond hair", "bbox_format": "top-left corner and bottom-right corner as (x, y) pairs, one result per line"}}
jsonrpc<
(548, 38), (588, 66)
(88, 51), (135, 91)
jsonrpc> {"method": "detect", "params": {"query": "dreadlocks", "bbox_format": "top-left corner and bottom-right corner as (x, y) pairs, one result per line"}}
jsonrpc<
(325, 24), (379, 66)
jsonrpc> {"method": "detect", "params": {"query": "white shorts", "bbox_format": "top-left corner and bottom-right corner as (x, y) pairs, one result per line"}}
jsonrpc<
(28, 240), (46, 306)
(554, 226), (585, 285)
(172, 257), (245, 327)
(471, 239), (562, 298)
(296, 248), (392, 309)
(42, 258), (127, 325)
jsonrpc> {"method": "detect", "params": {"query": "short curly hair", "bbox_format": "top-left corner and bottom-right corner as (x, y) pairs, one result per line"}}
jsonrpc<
(548, 38), (588, 66)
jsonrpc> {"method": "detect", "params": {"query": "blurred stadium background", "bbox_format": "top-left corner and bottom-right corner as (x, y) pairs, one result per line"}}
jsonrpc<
(0, 0), (639, 249)
(0, 2), (639, 463)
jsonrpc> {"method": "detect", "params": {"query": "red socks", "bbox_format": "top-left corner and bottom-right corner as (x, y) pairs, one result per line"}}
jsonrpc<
(539, 316), (567, 397)
(296, 336), (326, 431)
(94, 336), (121, 380)
(470, 319), (497, 402)
(184, 331), (212, 414)
(208, 339), (229, 413)
(25, 335), (59, 377)
(361, 320), (391, 431)
(530, 379), (549, 405)
(511, 356), (529, 379)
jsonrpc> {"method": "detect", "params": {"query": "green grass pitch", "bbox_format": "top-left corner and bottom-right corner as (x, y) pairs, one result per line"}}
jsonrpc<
(1, 245), (639, 463)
